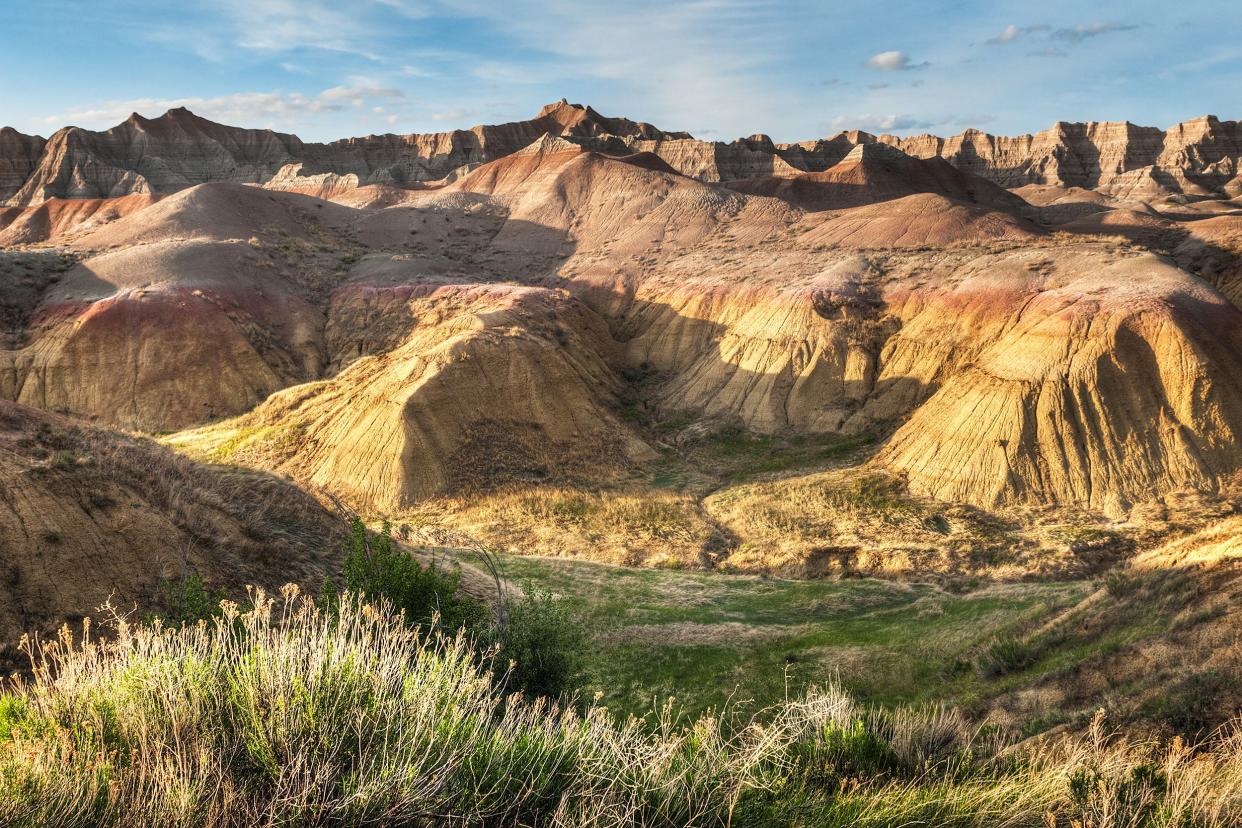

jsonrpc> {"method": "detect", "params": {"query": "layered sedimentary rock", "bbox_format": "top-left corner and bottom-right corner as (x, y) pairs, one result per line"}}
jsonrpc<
(0, 193), (161, 246)
(879, 116), (1242, 197)
(0, 127), (46, 203)
(4, 127), (1242, 521)
(727, 142), (1031, 213)
(174, 284), (653, 509)
(2, 101), (691, 207)
(6, 103), (1242, 206)
(1, 184), (353, 428)
(873, 253), (1242, 515)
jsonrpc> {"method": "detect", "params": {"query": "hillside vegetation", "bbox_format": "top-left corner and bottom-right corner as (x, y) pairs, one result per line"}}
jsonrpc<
(3, 589), (1242, 827)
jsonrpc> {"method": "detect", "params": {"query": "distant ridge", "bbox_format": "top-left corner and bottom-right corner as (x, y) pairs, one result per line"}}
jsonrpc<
(2, 101), (1241, 205)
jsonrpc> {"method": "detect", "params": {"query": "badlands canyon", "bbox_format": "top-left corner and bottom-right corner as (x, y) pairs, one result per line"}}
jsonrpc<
(1, 100), (1241, 652)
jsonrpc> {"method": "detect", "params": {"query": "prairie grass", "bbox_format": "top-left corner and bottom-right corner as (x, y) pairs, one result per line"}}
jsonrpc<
(704, 468), (1010, 574)
(3, 588), (1242, 827)
(409, 486), (716, 567)
(0, 589), (782, 827)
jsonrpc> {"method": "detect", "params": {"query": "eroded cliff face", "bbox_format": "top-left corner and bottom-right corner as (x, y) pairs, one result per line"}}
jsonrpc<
(596, 243), (1242, 518)
(173, 284), (652, 510)
(1, 101), (693, 207)
(8, 103), (1242, 206)
(879, 116), (1242, 197)
(873, 254), (1242, 515)
(0, 127), (46, 203)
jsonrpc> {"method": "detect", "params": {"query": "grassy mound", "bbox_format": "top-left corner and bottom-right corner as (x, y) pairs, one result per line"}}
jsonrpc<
(2, 589), (1242, 826)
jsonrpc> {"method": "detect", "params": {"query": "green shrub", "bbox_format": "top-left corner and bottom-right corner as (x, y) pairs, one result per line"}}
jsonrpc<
(976, 636), (1039, 678)
(4, 602), (1242, 828)
(1069, 761), (1168, 827)
(0, 591), (779, 826)
(326, 520), (586, 701)
(489, 587), (586, 701)
(1144, 668), (1229, 738)
(157, 571), (227, 626)
(0, 696), (32, 742)
(813, 719), (901, 780)
(1105, 567), (1144, 598)
(332, 518), (487, 635)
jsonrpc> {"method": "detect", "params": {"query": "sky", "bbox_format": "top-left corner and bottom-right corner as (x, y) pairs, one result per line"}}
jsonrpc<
(1, 0), (1238, 143)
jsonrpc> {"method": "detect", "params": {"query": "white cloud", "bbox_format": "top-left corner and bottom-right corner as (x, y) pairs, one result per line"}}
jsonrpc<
(45, 86), (409, 132)
(827, 113), (935, 132)
(987, 25), (1020, 44)
(865, 50), (928, 71)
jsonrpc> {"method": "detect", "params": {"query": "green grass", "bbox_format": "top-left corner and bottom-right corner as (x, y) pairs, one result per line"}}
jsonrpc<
(444, 551), (1090, 720)
(645, 428), (878, 493)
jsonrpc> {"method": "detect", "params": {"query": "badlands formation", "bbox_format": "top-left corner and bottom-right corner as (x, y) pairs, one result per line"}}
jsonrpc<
(2, 101), (1242, 581)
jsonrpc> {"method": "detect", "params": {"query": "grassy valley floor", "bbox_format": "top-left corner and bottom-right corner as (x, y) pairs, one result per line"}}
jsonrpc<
(444, 550), (1093, 722)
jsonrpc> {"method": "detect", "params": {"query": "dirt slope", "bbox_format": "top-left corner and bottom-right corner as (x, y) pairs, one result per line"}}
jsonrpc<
(170, 283), (653, 512)
(0, 400), (342, 657)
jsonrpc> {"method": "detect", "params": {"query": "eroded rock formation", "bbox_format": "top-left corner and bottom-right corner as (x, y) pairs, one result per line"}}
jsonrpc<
(3, 112), (1242, 526)
(7, 102), (1242, 206)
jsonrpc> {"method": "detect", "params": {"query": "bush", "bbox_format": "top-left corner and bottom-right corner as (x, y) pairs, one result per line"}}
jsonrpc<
(1104, 567), (1144, 598)
(327, 519), (586, 701)
(976, 635), (1040, 678)
(4, 606), (1242, 828)
(489, 586), (586, 701)
(0, 590), (779, 827)
(1144, 668), (1230, 738)
(332, 518), (487, 635)
(815, 719), (902, 779)
(157, 571), (227, 626)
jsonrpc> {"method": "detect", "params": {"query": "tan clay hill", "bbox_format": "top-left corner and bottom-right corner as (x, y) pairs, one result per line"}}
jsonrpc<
(0, 399), (342, 662)
(3, 101), (1242, 575)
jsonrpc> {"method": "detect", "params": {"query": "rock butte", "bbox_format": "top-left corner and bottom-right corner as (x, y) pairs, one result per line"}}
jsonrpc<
(2, 101), (1242, 533)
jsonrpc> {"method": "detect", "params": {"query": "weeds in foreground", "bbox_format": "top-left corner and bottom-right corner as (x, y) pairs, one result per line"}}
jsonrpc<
(2, 590), (1242, 827)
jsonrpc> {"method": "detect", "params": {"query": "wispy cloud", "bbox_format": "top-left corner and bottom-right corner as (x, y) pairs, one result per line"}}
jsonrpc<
(431, 108), (478, 122)
(827, 113), (935, 132)
(45, 86), (409, 131)
(3, 0), (1230, 144)
(984, 20), (1137, 53)
(1050, 22), (1139, 43)
(431, 0), (806, 137)
(985, 24), (1050, 45)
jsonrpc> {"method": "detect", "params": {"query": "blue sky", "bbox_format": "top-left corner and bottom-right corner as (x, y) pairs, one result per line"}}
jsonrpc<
(1, 0), (1237, 142)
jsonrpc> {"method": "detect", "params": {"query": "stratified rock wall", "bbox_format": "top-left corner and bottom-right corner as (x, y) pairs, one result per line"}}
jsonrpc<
(7, 102), (1241, 205)
(881, 116), (1242, 196)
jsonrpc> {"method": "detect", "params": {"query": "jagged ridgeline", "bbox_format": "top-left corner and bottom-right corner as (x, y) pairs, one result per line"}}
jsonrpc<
(0, 100), (1240, 575)
(3, 100), (1242, 205)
